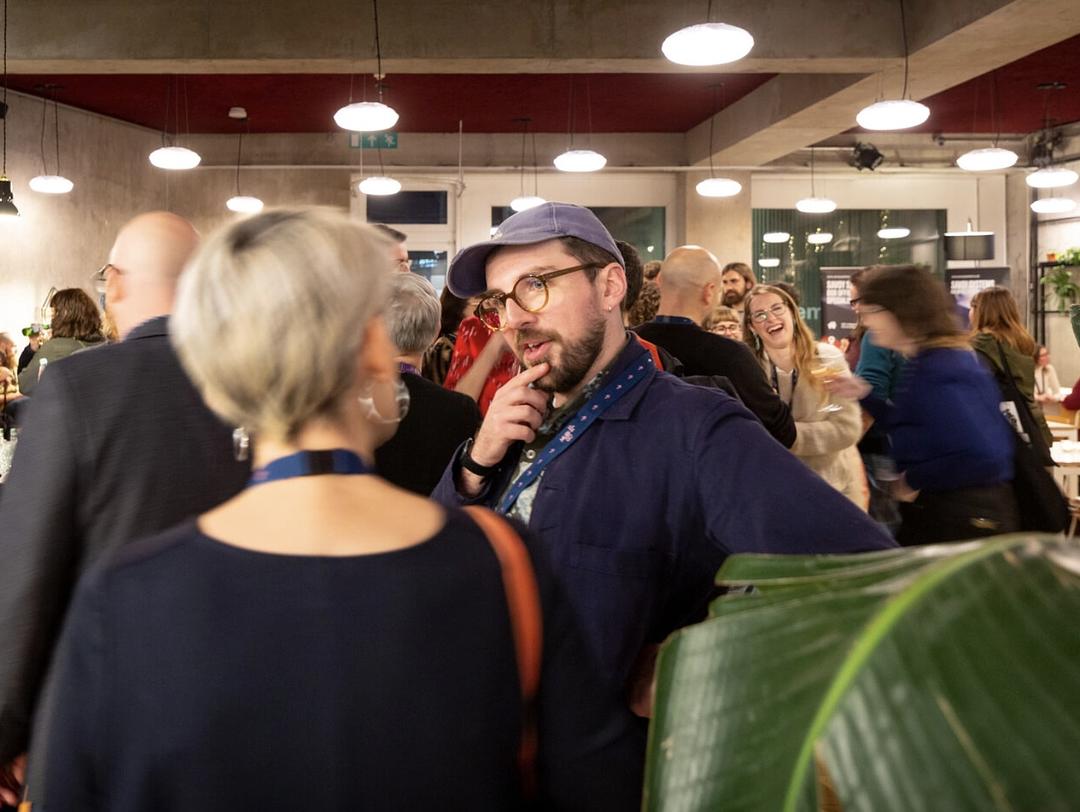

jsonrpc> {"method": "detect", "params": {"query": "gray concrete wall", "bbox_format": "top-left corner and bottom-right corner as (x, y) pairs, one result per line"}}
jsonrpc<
(0, 90), (164, 344)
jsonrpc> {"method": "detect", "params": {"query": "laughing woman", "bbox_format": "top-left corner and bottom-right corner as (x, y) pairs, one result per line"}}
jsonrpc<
(744, 285), (867, 509)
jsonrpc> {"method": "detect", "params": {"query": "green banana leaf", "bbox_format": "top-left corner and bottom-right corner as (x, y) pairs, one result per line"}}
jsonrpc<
(644, 535), (1080, 812)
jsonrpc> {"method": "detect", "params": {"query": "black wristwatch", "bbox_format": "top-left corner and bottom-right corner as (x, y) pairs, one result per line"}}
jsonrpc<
(460, 437), (501, 478)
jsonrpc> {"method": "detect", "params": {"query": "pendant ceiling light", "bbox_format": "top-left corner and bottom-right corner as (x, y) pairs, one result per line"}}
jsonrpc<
(944, 221), (994, 261)
(696, 83), (742, 199)
(554, 78), (606, 173)
(807, 231), (833, 245)
(856, 0), (929, 131)
(662, 1), (753, 66)
(30, 88), (73, 194)
(358, 175), (401, 196)
(510, 117), (545, 212)
(762, 231), (790, 243)
(149, 77), (201, 170)
(225, 112), (263, 214)
(1030, 197), (1077, 215)
(758, 258), (780, 268)
(957, 147), (1017, 172)
(1024, 84), (1076, 190)
(877, 227), (910, 239)
(335, 0), (398, 132)
(356, 132), (400, 197)
(0, 0), (17, 218)
(795, 147), (837, 213)
(1026, 167), (1078, 189)
(957, 70), (1017, 173)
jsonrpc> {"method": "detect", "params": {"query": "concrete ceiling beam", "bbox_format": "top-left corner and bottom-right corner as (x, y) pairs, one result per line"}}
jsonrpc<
(687, 0), (1080, 167)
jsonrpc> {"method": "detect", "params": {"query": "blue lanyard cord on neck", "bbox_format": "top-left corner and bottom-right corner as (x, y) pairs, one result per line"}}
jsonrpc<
(248, 449), (373, 487)
(496, 346), (654, 514)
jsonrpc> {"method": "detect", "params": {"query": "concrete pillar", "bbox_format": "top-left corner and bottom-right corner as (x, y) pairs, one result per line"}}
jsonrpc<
(683, 170), (753, 266)
(1004, 171), (1032, 324)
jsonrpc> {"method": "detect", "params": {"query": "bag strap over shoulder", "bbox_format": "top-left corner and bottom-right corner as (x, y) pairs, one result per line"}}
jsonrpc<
(464, 506), (542, 797)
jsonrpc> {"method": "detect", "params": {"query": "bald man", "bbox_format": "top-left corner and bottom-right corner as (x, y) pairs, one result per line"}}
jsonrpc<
(635, 246), (796, 448)
(0, 213), (250, 803)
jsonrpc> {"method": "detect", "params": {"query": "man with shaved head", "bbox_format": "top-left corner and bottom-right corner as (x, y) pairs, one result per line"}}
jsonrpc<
(635, 245), (796, 447)
(0, 212), (249, 804)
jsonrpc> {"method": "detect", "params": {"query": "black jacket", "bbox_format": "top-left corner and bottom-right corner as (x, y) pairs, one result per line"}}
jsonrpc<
(0, 316), (250, 765)
(634, 320), (796, 447)
(375, 373), (481, 496)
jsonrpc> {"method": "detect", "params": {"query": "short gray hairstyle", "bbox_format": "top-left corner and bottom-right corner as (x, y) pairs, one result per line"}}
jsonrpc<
(171, 207), (393, 440)
(385, 273), (440, 355)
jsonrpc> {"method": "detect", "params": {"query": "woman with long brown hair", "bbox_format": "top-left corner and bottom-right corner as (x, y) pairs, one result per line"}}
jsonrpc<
(20, 288), (105, 396)
(969, 286), (1053, 447)
(744, 284), (867, 508)
(828, 266), (1017, 544)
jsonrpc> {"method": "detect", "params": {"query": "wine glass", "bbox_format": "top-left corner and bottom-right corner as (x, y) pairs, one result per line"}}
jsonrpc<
(808, 354), (850, 413)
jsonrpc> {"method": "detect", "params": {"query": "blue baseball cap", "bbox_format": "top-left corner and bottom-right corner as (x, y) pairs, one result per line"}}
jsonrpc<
(446, 202), (624, 297)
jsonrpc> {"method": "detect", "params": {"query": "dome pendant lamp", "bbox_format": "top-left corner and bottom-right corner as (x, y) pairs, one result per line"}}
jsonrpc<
(957, 71), (1017, 172)
(856, 0), (930, 131)
(662, 1), (753, 67)
(696, 84), (742, 199)
(225, 114), (263, 214)
(554, 78), (606, 173)
(795, 147), (837, 214)
(510, 117), (546, 211)
(356, 135), (400, 197)
(149, 78), (201, 170)
(30, 91), (74, 195)
(334, 0), (399, 132)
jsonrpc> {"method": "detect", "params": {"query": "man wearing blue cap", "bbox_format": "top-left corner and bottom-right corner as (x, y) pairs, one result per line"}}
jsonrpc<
(432, 203), (894, 722)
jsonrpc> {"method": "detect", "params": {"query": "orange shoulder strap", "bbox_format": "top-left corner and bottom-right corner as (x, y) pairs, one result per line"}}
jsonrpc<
(464, 506), (542, 795)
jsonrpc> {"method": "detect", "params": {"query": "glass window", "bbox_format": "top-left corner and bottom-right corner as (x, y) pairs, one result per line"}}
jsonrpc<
(408, 250), (449, 293)
(367, 191), (448, 225)
(491, 206), (665, 263)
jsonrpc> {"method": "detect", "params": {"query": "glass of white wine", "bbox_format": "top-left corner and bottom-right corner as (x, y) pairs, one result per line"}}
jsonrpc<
(808, 354), (850, 413)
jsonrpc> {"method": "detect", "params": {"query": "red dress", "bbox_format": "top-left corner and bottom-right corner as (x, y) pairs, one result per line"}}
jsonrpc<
(443, 317), (519, 416)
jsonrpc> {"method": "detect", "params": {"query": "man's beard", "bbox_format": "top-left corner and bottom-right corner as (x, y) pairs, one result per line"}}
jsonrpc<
(722, 288), (747, 306)
(517, 312), (607, 395)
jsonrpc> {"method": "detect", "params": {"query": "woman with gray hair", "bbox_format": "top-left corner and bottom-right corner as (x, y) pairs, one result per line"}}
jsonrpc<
(42, 208), (643, 811)
(375, 273), (482, 495)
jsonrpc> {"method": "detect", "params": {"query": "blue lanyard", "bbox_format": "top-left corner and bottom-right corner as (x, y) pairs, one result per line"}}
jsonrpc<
(497, 347), (654, 514)
(652, 315), (697, 326)
(248, 449), (373, 487)
(398, 362), (420, 376)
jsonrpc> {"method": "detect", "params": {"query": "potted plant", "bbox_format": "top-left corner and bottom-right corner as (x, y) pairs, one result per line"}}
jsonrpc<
(644, 535), (1080, 811)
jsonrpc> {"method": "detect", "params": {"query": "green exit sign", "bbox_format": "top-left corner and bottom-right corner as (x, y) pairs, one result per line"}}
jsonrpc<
(349, 132), (398, 149)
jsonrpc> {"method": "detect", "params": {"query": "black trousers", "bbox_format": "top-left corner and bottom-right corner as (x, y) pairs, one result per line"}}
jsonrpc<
(896, 483), (1019, 546)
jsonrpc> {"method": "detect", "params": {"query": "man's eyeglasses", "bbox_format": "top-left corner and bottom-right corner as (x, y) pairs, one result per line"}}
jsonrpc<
(475, 263), (600, 331)
(749, 303), (788, 323)
(849, 297), (862, 307)
(91, 263), (121, 293)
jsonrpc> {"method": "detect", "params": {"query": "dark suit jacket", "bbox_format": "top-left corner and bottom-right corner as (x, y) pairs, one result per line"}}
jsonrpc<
(375, 373), (481, 496)
(0, 316), (250, 765)
(635, 320), (797, 448)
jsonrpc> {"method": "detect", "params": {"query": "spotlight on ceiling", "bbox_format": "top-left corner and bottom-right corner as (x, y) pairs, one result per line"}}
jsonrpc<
(851, 142), (884, 172)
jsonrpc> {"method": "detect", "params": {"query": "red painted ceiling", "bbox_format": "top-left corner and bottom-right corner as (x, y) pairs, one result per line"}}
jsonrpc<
(2, 72), (774, 134)
(5, 34), (1078, 137)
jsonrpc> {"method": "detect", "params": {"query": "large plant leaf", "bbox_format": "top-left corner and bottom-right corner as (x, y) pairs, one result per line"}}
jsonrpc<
(644, 535), (1080, 812)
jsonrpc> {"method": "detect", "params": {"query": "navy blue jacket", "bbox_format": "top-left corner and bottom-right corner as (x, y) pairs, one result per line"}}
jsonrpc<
(433, 339), (896, 691)
(861, 347), (1014, 492)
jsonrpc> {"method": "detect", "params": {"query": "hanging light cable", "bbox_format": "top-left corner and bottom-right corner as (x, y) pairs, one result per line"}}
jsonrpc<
(335, 0), (399, 132)
(795, 147), (836, 213)
(856, 0), (930, 131)
(0, 0), (19, 219)
(554, 77), (606, 173)
(30, 87), (74, 194)
(510, 117), (544, 211)
(662, 0), (754, 66)
(697, 84), (742, 198)
(1026, 83), (1077, 189)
